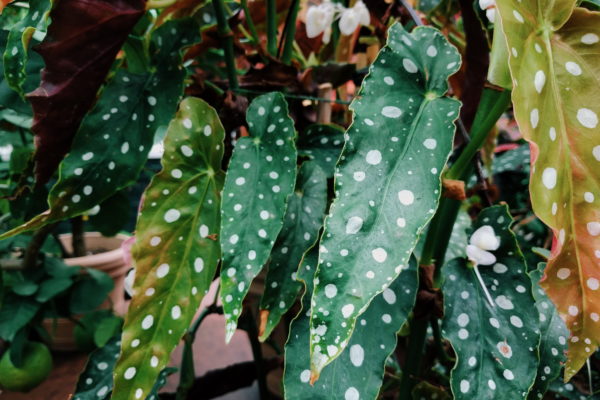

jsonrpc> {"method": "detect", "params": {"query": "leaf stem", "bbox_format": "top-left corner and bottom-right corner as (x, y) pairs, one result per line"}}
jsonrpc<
(473, 264), (495, 308)
(397, 317), (429, 398)
(240, 311), (269, 399)
(279, 0), (300, 64)
(266, 0), (277, 57)
(241, 0), (260, 45)
(212, 0), (239, 90)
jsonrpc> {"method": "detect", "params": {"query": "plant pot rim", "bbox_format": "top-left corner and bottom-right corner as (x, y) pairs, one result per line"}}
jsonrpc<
(58, 232), (130, 267)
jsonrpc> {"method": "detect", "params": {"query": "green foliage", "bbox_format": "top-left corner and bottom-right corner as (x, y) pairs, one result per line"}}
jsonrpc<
(219, 92), (298, 342)
(113, 97), (224, 400)
(308, 23), (461, 378)
(297, 124), (344, 177)
(284, 248), (417, 399)
(259, 161), (327, 341)
(442, 205), (540, 399)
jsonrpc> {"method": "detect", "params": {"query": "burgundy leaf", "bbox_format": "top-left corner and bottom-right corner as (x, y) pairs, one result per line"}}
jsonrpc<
(27, 0), (145, 183)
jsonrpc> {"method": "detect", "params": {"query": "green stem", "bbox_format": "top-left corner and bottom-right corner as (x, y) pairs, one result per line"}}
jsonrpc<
(241, 0), (260, 45)
(212, 0), (239, 90)
(397, 317), (429, 399)
(266, 0), (277, 57)
(146, 0), (177, 9)
(431, 317), (454, 364)
(280, 0), (300, 64)
(241, 311), (269, 399)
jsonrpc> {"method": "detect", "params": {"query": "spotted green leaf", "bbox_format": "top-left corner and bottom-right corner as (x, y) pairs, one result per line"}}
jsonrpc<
(284, 248), (417, 400)
(112, 97), (224, 400)
(0, 18), (199, 240)
(494, 0), (600, 377)
(528, 263), (568, 400)
(308, 23), (461, 378)
(258, 161), (327, 341)
(442, 205), (540, 399)
(219, 92), (297, 342)
(73, 336), (176, 400)
(297, 124), (345, 177)
(2, 0), (51, 97)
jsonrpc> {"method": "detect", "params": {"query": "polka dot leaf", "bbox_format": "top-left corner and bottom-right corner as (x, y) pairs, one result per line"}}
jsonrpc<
(112, 97), (224, 400)
(527, 263), (568, 400)
(2, 0), (51, 97)
(283, 248), (417, 400)
(258, 161), (328, 341)
(308, 23), (461, 379)
(73, 336), (176, 400)
(0, 18), (200, 241)
(495, 0), (600, 378)
(442, 205), (541, 399)
(219, 92), (298, 342)
(297, 124), (345, 177)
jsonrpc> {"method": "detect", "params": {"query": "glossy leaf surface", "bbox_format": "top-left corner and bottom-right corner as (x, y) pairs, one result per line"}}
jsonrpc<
(2, 0), (51, 96)
(259, 161), (327, 341)
(112, 98), (224, 400)
(309, 23), (461, 378)
(219, 92), (297, 342)
(27, 0), (145, 183)
(284, 248), (417, 399)
(527, 263), (568, 400)
(495, 0), (600, 377)
(0, 19), (199, 239)
(442, 205), (540, 399)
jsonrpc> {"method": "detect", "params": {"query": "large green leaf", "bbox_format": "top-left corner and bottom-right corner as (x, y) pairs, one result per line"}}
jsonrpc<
(495, 0), (600, 377)
(0, 18), (199, 239)
(2, 0), (51, 96)
(308, 23), (461, 378)
(527, 263), (569, 400)
(297, 124), (345, 177)
(283, 248), (417, 399)
(112, 97), (224, 400)
(442, 205), (540, 399)
(219, 92), (298, 342)
(258, 161), (327, 341)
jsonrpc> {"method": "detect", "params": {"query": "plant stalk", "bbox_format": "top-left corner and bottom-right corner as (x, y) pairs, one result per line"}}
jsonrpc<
(241, 0), (260, 45)
(71, 216), (86, 257)
(279, 0), (300, 64)
(212, 0), (239, 90)
(266, 0), (277, 57)
(397, 317), (429, 398)
(21, 223), (57, 270)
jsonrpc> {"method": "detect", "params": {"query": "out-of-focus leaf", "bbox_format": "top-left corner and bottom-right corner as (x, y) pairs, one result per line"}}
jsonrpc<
(258, 161), (327, 341)
(0, 19), (200, 240)
(0, 294), (40, 341)
(412, 382), (452, 400)
(283, 248), (418, 399)
(88, 191), (131, 237)
(69, 269), (114, 315)
(495, 0), (600, 377)
(297, 124), (344, 177)
(442, 205), (540, 399)
(492, 144), (531, 175)
(308, 23), (461, 378)
(527, 263), (569, 399)
(27, 0), (145, 183)
(2, 0), (51, 96)
(35, 277), (73, 302)
(219, 92), (297, 342)
(113, 98), (224, 400)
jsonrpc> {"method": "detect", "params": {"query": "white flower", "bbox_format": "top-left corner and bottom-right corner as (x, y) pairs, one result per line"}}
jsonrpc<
(466, 225), (500, 265)
(338, 1), (370, 36)
(0, 144), (13, 162)
(306, 1), (335, 39)
(124, 268), (135, 297)
(478, 0), (496, 22)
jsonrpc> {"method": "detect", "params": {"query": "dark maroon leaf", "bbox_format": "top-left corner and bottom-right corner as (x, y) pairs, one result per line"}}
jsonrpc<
(26, 0), (145, 183)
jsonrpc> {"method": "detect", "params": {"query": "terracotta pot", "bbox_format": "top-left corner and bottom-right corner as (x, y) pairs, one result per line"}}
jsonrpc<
(43, 232), (131, 351)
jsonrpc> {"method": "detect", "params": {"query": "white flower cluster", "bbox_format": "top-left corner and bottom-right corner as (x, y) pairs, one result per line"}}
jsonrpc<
(479, 0), (496, 23)
(466, 225), (500, 266)
(306, 0), (370, 44)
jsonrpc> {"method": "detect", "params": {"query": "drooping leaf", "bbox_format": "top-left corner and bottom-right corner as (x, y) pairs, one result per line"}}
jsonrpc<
(283, 248), (417, 399)
(297, 124), (345, 177)
(112, 97), (224, 400)
(258, 161), (327, 341)
(27, 0), (146, 183)
(495, 0), (600, 377)
(442, 205), (540, 399)
(2, 0), (51, 97)
(219, 92), (297, 342)
(0, 19), (200, 240)
(73, 336), (176, 400)
(308, 23), (461, 378)
(0, 294), (40, 341)
(528, 263), (569, 400)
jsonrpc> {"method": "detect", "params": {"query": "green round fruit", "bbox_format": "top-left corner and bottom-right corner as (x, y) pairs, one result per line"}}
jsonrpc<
(0, 342), (53, 392)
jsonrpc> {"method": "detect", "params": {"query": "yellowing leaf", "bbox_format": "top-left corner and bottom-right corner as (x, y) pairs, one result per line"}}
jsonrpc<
(495, 0), (600, 378)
